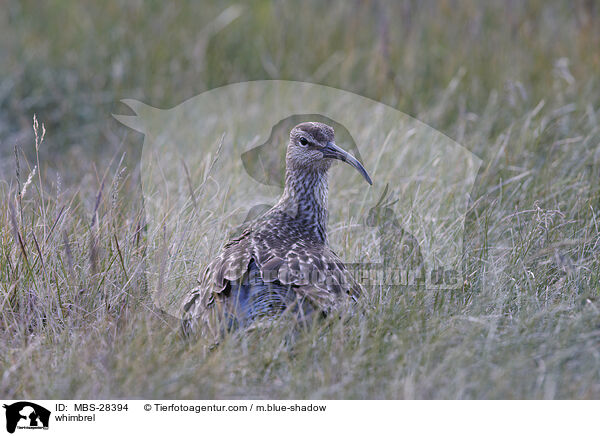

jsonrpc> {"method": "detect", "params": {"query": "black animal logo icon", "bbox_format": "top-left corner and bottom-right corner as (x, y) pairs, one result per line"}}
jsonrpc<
(3, 402), (50, 434)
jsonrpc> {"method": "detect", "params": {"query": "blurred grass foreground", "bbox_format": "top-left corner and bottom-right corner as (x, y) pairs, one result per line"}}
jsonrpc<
(1, 1), (600, 398)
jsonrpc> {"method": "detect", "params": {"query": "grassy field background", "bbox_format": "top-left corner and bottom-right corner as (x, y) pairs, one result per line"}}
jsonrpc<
(1, 0), (600, 399)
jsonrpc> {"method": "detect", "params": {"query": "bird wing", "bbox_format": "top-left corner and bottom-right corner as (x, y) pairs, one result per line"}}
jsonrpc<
(180, 228), (253, 332)
(181, 218), (363, 335)
(251, 226), (362, 310)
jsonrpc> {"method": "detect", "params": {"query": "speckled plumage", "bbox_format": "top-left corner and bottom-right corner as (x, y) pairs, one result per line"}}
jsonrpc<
(181, 122), (372, 337)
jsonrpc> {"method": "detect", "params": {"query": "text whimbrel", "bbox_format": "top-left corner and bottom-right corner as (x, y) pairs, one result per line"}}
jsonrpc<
(181, 122), (372, 337)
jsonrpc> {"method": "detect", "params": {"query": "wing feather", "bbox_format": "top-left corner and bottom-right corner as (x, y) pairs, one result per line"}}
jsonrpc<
(181, 212), (363, 336)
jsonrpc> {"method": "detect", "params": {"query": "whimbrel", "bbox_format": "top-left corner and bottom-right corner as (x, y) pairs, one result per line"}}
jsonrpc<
(181, 122), (372, 337)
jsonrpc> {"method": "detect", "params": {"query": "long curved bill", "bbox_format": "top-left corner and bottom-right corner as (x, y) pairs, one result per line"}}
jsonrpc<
(323, 141), (373, 185)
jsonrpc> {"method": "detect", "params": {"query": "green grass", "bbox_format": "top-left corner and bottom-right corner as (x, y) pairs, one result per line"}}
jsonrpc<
(1, 0), (600, 399)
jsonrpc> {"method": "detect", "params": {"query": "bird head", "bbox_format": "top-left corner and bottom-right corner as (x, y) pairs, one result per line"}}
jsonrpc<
(286, 122), (372, 185)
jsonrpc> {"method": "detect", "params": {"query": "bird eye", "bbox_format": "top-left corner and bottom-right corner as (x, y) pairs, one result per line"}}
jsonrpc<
(299, 137), (308, 146)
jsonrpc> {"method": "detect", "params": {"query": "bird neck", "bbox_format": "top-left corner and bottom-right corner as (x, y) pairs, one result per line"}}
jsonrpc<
(278, 167), (329, 242)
